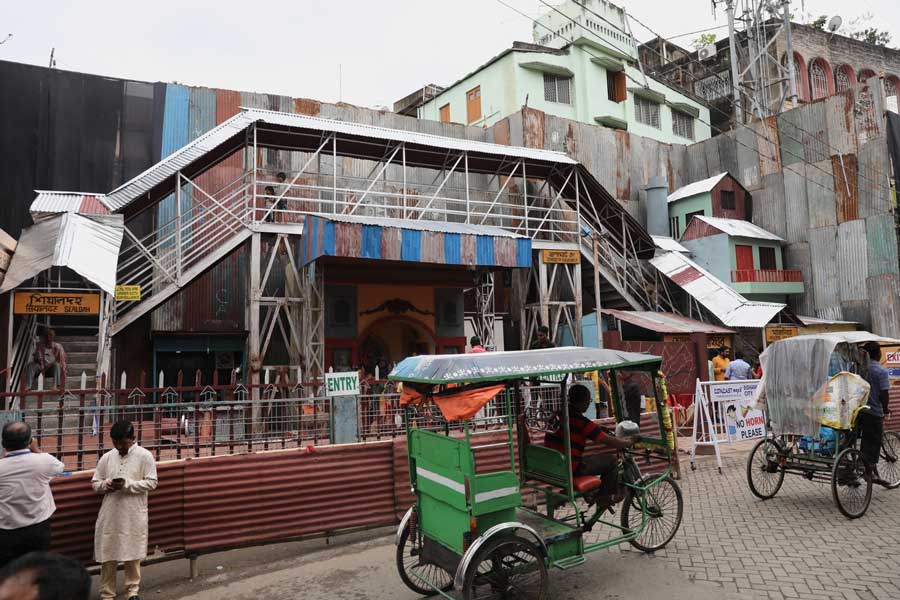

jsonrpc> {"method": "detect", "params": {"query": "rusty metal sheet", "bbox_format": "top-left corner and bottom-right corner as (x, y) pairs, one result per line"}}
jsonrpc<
(782, 167), (809, 244)
(853, 78), (884, 146)
(294, 97), (322, 116)
(857, 139), (891, 218)
(587, 124), (618, 197)
(750, 173), (786, 239)
(521, 107), (545, 149)
(783, 242), (815, 317)
(825, 92), (857, 156)
(840, 300), (871, 331)
(543, 113), (570, 154)
(615, 130), (632, 201)
(182, 443), (396, 553)
(628, 135), (646, 204)
(506, 109), (525, 147)
(49, 462), (186, 564)
(491, 117), (511, 146)
(776, 109), (805, 168)
(703, 136), (722, 175)
(686, 141), (708, 183)
(755, 116), (782, 177)
(667, 144), (689, 192)
(808, 226), (840, 313)
(837, 219), (868, 302)
(866, 214), (900, 278)
(867, 274), (900, 338)
(832, 154), (859, 223)
(735, 124), (760, 189)
(805, 159), (837, 229)
(800, 102), (829, 164)
(717, 132), (739, 177)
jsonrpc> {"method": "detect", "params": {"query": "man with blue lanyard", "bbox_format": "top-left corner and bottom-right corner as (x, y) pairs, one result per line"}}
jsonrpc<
(0, 422), (64, 568)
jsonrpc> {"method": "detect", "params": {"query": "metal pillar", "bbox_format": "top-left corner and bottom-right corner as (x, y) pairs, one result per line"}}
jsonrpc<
(592, 235), (604, 349)
(249, 232), (261, 425)
(782, 0), (798, 105)
(301, 261), (325, 396)
(474, 270), (496, 350)
(725, 0), (743, 125)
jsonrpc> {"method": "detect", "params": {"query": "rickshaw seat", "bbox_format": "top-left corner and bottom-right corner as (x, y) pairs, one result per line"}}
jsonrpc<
(573, 475), (602, 493)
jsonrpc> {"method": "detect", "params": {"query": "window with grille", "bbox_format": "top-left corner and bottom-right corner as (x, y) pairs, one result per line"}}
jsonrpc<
(606, 71), (626, 102)
(884, 80), (899, 113)
(634, 96), (660, 128)
(835, 67), (851, 93)
(466, 87), (481, 124)
(672, 110), (695, 140)
(759, 247), (777, 270)
(694, 72), (730, 101)
(439, 103), (450, 123)
(543, 73), (572, 104)
(669, 216), (680, 239)
(720, 190), (735, 210)
(810, 61), (828, 99)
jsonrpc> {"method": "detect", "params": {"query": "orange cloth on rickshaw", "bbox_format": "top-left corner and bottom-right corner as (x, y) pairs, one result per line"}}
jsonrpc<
(433, 384), (506, 421)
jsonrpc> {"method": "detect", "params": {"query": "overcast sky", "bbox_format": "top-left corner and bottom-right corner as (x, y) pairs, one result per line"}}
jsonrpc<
(3, 1), (899, 108)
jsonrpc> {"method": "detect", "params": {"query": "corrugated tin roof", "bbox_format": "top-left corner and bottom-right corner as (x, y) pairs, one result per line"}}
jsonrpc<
(650, 250), (786, 328)
(0, 213), (124, 294)
(602, 309), (734, 334)
(798, 315), (860, 326)
(651, 235), (689, 253)
(693, 215), (783, 242)
(102, 108), (577, 212)
(31, 191), (110, 216)
(667, 172), (729, 203)
(320, 213), (527, 238)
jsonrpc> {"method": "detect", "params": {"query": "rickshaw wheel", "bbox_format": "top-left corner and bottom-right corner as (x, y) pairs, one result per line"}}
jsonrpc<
(878, 432), (900, 490)
(621, 475), (683, 552)
(831, 447), (873, 519)
(462, 536), (548, 600)
(747, 438), (785, 500)
(396, 517), (453, 596)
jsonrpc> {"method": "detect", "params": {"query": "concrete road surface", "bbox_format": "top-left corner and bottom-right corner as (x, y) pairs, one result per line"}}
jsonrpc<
(133, 527), (750, 600)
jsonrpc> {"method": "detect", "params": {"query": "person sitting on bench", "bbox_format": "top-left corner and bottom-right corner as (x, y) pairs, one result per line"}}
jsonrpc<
(544, 384), (636, 503)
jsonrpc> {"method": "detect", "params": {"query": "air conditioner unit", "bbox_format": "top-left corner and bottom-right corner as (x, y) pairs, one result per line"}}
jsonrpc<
(698, 43), (717, 61)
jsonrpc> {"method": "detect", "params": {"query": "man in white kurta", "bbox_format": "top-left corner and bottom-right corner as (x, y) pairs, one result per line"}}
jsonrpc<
(91, 421), (158, 600)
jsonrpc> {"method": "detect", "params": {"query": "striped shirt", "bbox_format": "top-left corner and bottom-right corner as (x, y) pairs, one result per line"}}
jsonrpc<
(544, 414), (607, 472)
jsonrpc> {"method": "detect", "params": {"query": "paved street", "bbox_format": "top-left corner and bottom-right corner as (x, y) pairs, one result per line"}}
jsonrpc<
(125, 443), (900, 600)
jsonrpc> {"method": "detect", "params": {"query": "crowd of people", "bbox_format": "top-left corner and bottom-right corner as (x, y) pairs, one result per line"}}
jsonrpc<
(1, 419), (158, 600)
(709, 346), (763, 382)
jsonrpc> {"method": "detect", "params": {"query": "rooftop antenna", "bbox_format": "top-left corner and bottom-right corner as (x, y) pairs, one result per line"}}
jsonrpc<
(826, 15), (842, 40)
(48, 47), (56, 69)
(338, 63), (343, 103)
(0, 33), (12, 46)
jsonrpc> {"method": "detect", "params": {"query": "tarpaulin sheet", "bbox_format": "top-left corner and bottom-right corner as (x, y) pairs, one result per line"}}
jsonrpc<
(389, 346), (661, 385)
(755, 332), (900, 435)
(0, 213), (124, 294)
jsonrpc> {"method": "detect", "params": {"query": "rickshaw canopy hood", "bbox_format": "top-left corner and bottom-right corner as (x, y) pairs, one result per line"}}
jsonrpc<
(757, 331), (900, 436)
(388, 346), (662, 385)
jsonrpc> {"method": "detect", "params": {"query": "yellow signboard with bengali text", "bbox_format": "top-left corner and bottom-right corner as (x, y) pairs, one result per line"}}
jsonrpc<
(13, 292), (100, 315)
(115, 285), (141, 301)
(765, 325), (799, 344)
(541, 249), (580, 264)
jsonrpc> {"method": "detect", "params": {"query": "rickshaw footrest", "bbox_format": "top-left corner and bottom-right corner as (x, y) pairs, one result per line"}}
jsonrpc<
(553, 556), (586, 570)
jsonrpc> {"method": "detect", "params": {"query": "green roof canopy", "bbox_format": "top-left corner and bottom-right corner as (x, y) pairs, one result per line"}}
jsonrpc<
(388, 346), (662, 385)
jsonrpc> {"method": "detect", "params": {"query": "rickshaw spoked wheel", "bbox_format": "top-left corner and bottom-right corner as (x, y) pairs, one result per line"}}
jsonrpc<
(621, 475), (684, 552)
(747, 438), (785, 500)
(396, 514), (454, 596)
(877, 432), (900, 489)
(832, 447), (873, 519)
(462, 536), (548, 600)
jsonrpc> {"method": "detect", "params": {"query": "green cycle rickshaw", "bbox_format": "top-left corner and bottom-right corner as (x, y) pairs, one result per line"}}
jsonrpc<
(390, 346), (683, 599)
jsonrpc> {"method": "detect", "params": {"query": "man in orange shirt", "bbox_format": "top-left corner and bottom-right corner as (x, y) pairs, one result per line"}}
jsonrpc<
(712, 347), (730, 382)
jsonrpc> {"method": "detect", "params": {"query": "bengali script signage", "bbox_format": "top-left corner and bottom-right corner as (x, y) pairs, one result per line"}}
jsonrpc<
(541, 249), (580, 264)
(14, 292), (100, 315)
(765, 325), (799, 344)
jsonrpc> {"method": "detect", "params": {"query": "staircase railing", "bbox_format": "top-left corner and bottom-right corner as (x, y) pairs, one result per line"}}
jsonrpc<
(6, 313), (37, 398)
(114, 173), (254, 320)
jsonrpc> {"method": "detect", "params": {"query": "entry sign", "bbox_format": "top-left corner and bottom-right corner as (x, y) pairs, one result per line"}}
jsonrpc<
(115, 285), (141, 301)
(709, 381), (765, 441)
(325, 371), (360, 397)
(765, 325), (799, 344)
(13, 292), (100, 315)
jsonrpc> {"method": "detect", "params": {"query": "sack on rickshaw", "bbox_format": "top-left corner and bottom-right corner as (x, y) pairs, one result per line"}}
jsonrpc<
(798, 425), (837, 456)
(812, 372), (870, 430)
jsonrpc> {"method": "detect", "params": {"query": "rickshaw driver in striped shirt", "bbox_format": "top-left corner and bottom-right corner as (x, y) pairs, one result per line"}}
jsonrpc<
(545, 384), (637, 506)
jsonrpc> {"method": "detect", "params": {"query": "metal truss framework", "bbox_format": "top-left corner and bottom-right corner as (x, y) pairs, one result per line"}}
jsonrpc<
(102, 115), (681, 385)
(473, 270), (496, 350)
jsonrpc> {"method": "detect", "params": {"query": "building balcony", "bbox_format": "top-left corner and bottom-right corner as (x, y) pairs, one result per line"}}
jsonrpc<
(731, 269), (803, 283)
(730, 269), (805, 296)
